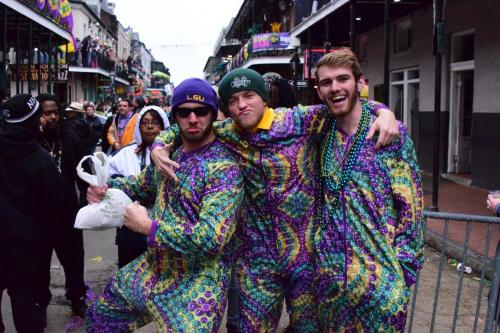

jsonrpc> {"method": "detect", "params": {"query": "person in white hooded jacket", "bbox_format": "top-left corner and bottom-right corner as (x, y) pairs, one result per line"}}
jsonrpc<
(108, 105), (169, 267)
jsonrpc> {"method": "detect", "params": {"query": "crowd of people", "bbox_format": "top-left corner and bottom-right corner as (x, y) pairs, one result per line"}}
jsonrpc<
(68, 35), (116, 69)
(1, 48), (425, 333)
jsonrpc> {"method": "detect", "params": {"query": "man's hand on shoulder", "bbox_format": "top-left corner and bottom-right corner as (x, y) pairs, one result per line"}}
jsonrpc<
(367, 108), (399, 149)
(151, 143), (180, 182)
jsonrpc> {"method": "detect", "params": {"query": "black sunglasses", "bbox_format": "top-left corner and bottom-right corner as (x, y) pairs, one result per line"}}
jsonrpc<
(175, 106), (211, 118)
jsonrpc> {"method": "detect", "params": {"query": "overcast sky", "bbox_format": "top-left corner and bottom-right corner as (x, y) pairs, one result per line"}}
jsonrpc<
(114, 0), (244, 85)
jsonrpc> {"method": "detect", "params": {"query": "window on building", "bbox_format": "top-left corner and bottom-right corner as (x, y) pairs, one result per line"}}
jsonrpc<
(394, 19), (412, 54)
(452, 31), (475, 63)
(390, 68), (420, 141)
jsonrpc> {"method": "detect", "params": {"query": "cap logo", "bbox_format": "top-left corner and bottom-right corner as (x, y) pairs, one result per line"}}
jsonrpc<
(27, 96), (37, 110)
(231, 76), (251, 89)
(4, 97), (39, 124)
(186, 94), (205, 102)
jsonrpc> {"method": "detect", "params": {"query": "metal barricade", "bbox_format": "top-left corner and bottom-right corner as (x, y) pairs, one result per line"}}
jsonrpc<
(486, 242), (500, 333)
(406, 211), (500, 333)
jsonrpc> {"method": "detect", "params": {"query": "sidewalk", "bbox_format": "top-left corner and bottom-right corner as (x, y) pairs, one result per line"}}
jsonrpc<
(422, 173), (500, 260)
(422, 172), (491, 216)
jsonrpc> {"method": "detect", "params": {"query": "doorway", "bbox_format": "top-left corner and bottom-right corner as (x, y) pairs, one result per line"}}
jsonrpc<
(449, 69), (474, 174)
(454, 70), (474, 173)
(447, 30), (475, 178)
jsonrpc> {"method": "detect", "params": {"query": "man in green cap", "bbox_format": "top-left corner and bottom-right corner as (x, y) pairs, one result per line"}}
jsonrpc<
(152, 68), (398, 332)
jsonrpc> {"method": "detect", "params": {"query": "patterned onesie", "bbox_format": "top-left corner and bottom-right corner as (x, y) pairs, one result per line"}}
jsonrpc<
(314, 102), (424, 332)
(155, 100), (385, 332)
(86, 140), (244, 333)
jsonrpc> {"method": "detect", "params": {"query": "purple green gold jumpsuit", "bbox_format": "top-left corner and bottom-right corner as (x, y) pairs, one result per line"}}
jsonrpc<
(86, 140), (243, 332)
(314, 103), (424, 332)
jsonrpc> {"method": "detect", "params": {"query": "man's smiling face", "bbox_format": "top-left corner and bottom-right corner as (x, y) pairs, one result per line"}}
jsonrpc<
(316, 65), (365, 117)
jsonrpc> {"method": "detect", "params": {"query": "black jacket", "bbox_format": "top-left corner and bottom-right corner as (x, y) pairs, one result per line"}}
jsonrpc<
(83, 115), (103, 154)
(0, 123), (67, 266)
(40, 117), (89, 209)
(61, 117), (89, 197)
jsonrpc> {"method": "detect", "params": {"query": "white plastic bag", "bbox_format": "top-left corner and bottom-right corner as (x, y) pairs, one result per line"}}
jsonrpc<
(75, 152), (132, 230)
(76, 152), (109, 187)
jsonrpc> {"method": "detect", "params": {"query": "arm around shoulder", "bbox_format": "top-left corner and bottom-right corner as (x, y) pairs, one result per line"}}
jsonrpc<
(150, 155), (244, 256)
(153, 125), (179, 147)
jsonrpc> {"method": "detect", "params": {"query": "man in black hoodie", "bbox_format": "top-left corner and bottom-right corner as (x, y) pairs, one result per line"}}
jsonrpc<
(62, 101), (91, 206)
(36, 95), (88, 319)
(0, 94), (67, 333)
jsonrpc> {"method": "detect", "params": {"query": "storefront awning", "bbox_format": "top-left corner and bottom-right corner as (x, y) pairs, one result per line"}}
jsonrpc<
(290, 0), (433, 45)
(242, 55), (303, 69)
(68, 66), (130, 86)
(69, 66), (110, 76)
(115, 77), (129, 85)
(290, 0), (349, 39)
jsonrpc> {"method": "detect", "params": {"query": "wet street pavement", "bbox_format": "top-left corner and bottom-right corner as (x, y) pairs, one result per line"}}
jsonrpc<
(2, 241), (489, 332)
(1, 229), (117, 333)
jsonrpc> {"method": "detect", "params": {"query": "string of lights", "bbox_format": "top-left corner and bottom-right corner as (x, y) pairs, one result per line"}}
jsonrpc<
(154, 42), (213, 48)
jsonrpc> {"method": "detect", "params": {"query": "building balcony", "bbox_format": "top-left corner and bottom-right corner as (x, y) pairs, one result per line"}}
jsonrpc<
(116, 70), (129, 81)
(68, 53), (129, 85)
(69, 51), (115, 72)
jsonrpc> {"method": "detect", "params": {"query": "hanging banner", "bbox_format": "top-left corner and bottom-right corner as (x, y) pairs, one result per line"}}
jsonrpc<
(32, 0), (75, 39)
(37, 0), (46, 10)
(252, 33), (291, 53)
(48, 0), (59, 18)
(59, 0), (74, 31)
(59, 38), (76, 53)
(304, 48), (336, 79)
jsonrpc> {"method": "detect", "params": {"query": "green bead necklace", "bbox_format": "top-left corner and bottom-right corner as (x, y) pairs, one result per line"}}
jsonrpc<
(321, 103), (371, 194)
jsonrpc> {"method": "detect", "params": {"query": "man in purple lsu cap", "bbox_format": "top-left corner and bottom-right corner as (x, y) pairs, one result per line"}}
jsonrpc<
(86, 78), (244, 332)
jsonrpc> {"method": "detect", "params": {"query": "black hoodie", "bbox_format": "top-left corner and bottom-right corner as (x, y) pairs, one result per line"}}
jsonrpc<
(0, 123), (67, 267)
(40, 116), (89, 209)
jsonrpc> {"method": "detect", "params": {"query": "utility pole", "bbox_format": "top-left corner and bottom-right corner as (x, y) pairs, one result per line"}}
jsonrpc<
(383, 0), (390, 105)
(431, 0), (445, 211)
